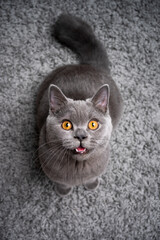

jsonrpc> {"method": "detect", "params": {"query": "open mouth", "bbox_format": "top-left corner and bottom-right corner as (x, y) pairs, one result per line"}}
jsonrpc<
(74, 146), (88, 154)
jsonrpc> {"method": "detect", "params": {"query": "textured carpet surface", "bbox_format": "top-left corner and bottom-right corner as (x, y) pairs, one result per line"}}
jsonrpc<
(0, 0), (160, 239)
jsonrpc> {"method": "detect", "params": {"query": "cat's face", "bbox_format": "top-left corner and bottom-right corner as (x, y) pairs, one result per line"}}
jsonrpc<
(46, 85), (112, 161)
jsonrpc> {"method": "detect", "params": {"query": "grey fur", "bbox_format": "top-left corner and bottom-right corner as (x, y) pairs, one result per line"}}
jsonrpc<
(36, 14), (123, 196)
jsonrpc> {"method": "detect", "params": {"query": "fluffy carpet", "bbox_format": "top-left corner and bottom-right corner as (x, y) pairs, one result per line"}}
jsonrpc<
(0, 0), (160, 239)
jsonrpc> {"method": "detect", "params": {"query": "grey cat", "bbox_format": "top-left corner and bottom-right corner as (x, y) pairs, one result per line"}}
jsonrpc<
(36, 14), (123, 196)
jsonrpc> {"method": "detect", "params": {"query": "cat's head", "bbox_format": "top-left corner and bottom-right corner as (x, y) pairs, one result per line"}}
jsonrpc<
(46, 84), (113, 161)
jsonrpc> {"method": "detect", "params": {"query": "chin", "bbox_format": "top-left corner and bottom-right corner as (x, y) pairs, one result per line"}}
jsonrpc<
(71, 149), (93, 161)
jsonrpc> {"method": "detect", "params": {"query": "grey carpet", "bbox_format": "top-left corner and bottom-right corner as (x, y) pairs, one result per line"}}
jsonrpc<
(0, 0), (160, 239)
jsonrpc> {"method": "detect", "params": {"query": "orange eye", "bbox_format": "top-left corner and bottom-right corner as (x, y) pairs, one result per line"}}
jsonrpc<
(88, 120), (99, 130)
(62, 120), (72, 130)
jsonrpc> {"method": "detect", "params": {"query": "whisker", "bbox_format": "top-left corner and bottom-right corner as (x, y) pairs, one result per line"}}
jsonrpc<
(55, 148), (67, 172)
(32, 145), (64, 183)
(32, 143), (62, 172)
(66, 152), (70, 182)
(40, 146), (62, 170)
(32, 145), (66, 186)
(31, 140), (63, 162)
(29, 149), (55, 188)
(49, 147), (67, 179)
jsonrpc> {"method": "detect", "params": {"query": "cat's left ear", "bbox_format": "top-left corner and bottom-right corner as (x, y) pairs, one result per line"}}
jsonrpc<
(91, 84), (110, 113)
(49, 84), (68, 113)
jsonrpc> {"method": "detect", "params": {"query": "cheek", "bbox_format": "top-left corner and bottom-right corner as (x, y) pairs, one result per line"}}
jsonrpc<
(46, 121), (63, 141)
(105, 118), (113, 138)
(95, 120), (112, 145)
(61, 131), (79, 148)
(89, 122), (111, 141)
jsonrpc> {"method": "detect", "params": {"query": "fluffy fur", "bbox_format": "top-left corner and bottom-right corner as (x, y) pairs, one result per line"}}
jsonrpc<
(36, 14), (123, 196)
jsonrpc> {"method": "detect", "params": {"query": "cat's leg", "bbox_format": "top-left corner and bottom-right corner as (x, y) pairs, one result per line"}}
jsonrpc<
(84, 178), (99, 191)
(55, 183), (73, 197)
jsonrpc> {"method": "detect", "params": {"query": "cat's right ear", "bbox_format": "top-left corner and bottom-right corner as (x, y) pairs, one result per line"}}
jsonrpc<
(49, 84), (68, 113)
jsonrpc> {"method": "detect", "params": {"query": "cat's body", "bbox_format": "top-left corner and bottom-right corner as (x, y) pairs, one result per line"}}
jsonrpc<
(36, 14), (123, 196)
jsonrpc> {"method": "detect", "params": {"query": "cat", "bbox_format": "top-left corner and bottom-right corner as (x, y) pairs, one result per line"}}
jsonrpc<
(36, 14), (123, 197)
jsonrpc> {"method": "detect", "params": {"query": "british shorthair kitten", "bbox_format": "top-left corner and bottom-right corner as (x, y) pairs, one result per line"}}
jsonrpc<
(36, 14), (123, 196)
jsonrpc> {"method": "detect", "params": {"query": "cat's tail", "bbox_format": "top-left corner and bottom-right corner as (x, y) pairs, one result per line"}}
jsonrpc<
(54, 14), (110, 72)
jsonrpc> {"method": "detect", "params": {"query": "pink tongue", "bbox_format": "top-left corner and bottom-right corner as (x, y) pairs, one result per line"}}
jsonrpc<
(77, 147), (85, 152)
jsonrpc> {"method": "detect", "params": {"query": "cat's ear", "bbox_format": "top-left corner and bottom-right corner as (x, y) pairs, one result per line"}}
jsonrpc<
(49, 84), (68, 112)
(91, 84), (110, 113)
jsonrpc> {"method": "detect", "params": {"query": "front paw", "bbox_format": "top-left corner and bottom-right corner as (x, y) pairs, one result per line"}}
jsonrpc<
(55, 183), (73, 197)
(84, 178), (99, 191)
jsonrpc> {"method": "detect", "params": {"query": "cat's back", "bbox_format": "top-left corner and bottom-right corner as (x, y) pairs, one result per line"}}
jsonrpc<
(37, 65), (106, 102)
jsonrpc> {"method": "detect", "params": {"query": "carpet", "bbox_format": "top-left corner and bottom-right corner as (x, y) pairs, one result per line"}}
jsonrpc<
(0, 0), (160, 239)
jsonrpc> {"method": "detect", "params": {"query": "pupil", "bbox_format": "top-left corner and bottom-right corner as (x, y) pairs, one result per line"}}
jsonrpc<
(92, 122), (95, 127)
(66, 123), (69, 127)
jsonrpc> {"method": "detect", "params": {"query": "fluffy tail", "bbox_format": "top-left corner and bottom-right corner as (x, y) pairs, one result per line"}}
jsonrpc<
(54, 14), (110, 72)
